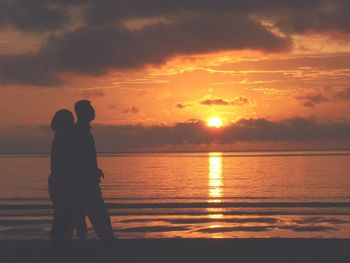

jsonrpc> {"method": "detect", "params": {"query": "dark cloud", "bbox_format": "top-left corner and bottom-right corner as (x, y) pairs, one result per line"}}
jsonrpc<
(2, 117), (350, 153)
(296, 93), (330, 108)
(200, 96), (250, 106)
(1, 0), (331, 36)
(221, 117), (350, 143)
(0, 13), (291, 86)
(122, 106), (140, 114)
(2, 0), (349, 35)
(0, 0), (350, 86)
(83, 0), (322, 26)
(271, 1), (350, 34)
(0, 53), (62, 86)
(0, 1), (70, 32)
(174, 103), (186, 109)
(84, 0), (350, 36)
(296, 87), (350, 107)
(336, 87), (350, 100)
(0, 4), (291, 86)
(175, 96), (250, 109)
(0, 125), (51, 154)
(81, 89), (105, 98)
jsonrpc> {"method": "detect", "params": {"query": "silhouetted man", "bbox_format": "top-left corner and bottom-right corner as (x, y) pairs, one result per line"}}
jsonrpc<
(74, 100), (116, 249)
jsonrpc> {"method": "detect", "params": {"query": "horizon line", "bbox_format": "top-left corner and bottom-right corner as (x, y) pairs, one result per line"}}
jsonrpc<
(1, 148), (350, 155)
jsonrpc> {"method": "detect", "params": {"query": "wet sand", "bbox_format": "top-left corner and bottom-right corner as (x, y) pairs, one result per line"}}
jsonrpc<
(1, 238), (350, 263)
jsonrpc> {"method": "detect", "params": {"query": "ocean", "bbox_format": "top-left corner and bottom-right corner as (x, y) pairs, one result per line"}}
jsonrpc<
(1, 151), (350, 239)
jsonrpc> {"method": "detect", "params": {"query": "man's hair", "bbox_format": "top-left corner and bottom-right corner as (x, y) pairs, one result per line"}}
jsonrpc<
(74, 100), (91, 116)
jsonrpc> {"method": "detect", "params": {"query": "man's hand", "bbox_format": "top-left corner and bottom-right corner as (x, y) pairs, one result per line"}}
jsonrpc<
(97, 168), (104, 179)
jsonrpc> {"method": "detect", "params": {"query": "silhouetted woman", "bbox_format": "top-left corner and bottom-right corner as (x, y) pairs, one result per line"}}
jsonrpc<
(49, 109), (87, 248)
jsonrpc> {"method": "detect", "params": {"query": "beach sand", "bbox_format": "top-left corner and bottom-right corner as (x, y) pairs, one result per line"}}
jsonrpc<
(1, 238), (350, 263)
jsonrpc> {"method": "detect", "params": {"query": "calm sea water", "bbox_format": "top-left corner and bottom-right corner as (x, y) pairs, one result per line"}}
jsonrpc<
(1, 151), (350, 239)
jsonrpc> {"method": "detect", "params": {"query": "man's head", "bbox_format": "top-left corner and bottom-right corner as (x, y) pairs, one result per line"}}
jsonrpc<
(74, 100), (95, 123)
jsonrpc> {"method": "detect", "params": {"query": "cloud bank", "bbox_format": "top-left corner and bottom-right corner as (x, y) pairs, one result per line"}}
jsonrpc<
(1, 117), (350, 153)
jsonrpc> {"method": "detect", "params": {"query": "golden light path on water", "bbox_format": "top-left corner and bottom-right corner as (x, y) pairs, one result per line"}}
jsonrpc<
(208, 152), (225, 238)
(208, 152), (223, 201)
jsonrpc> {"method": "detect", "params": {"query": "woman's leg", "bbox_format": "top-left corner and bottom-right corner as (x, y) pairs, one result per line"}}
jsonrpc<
(50, 200), (73, 247)
(49, 177), (75, 247)
(71, 186), (88, 247)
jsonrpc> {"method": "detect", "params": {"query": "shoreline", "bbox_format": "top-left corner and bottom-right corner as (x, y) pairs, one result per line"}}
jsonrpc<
(1, 238), (350, 263)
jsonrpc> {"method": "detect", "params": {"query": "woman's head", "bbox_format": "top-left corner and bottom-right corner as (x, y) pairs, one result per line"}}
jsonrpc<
(50, 109), (74, 132)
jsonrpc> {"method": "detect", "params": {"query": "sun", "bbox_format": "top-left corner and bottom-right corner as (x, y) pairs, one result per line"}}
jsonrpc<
(207, 117), (223, 128)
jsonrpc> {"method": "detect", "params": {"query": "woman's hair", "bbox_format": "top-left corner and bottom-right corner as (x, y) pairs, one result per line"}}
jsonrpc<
(50, 109), (74, 132)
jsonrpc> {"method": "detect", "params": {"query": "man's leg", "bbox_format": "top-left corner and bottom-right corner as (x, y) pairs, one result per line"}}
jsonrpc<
(85, 183), (116, 248)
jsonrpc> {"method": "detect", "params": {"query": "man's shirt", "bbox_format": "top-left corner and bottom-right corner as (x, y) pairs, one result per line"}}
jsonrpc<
(75, 122), (99, 183)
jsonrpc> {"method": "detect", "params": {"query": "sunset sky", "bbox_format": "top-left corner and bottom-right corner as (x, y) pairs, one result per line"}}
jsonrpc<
(1, 0), (350, 153)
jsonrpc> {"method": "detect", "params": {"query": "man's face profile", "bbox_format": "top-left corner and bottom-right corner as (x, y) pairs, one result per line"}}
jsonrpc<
(87, 104), (95, 121)
(78, 103), (95, 122)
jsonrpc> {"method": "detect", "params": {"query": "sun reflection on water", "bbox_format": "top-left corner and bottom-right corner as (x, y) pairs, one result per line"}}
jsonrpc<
(207, 152), (225, 237)
(208, 152), (223, 202)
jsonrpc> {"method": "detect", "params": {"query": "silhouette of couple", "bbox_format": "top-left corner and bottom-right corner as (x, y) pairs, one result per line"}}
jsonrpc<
(49, 100), (116, 249)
